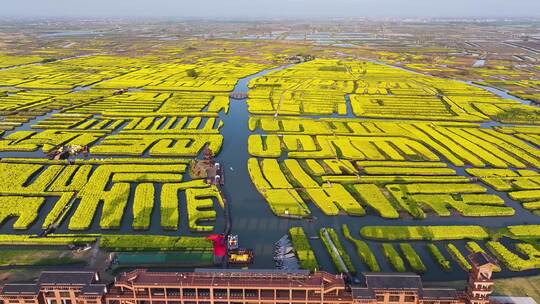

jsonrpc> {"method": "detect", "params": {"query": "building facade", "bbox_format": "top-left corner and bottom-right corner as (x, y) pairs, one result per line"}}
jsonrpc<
(0, 253), (499, 304)
(0, 271), (107, 304)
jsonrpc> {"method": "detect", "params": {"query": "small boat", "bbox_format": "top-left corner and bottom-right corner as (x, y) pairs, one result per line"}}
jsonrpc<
(275, 235), (288, 244)
(274, 248), (294, 255)
(274, 253), (296, 260)
(273, 234), (300, 270)
(228, 249), (254, 265)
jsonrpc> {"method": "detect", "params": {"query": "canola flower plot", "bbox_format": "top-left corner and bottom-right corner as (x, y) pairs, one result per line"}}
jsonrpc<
(0, 90), (90, 131)
(248, 157), (369, 216)
(400, 243), (427, 274)
(467, 168), (540, 214)
(91, 133), (223, 157)
(94, 61), (268, 92)
(337, 223), (540, 273)
(247, 58), (539, 122)
(248, 116), (540, 168)
(0, 50), (276, 256)
(359, 226), (490, 241)
(384, 183), (514, 218)
(99, 235), (213, 252)
(0, 196), (45, 230)
(352, 184), (399, 219)
(0, 54), (44, 69)
(185, 186), (223, 232)
(0, 234), (97, 246)
(247, 158), (310, 217)
(0, 130), (108, 153)
(486, 241), (540, 271)
(447, 243), (472, 271)
(0, 55), (142, 89)
(247, 151), (514, 219)
(132, 183), (155, 230)
(65, 163), (191, 230)
(248, 60), (359, 116)
(320, 227), (356, 274)
(506, 225), (540, 239)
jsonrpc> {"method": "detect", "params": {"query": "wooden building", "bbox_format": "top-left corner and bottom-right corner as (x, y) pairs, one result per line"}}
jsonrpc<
(1, 257), (499, 304)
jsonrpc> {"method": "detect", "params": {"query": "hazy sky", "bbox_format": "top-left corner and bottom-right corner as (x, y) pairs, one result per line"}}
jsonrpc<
(2, 0), (540, 18)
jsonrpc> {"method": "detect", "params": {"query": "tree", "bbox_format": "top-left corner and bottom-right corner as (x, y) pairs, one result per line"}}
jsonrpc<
(186, 69), (198, 78)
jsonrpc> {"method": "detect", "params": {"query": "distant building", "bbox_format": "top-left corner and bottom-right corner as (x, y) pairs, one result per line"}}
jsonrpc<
(0, 253), (504, 304)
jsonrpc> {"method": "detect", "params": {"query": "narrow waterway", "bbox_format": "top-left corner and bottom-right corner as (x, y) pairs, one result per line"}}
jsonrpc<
(468, 81), (536, 106)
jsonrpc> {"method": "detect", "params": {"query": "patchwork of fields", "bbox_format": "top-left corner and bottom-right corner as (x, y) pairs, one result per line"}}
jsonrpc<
(246, 59), (540, 276)
(0, 54), (269, 254)
(0, 52), (539, 277)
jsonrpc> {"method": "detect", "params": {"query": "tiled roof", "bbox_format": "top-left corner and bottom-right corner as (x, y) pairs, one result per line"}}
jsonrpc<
(194, 268), (311, 275)
(423, 288), (460, 299)
(469, 252), (498, 267)
(351, 287), (374, 299)
(364, 273), (423, 290)
(82, 284), (108, 296)
(38, 271), (97, 285)
(1, 284), (40, 295)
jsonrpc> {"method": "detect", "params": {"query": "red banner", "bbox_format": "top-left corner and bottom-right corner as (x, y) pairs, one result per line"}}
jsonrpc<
(206, 234), (226, 257)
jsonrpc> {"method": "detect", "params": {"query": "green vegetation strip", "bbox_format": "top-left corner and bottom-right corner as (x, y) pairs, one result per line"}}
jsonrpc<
(427, 243), (451, 271)
(0, 234), (213, 253)
(342, 224), (380, 271)
(507, 225), (540, 239)
(446, 243), (471, 271)
(382, 243), (406, 272)
(289, 227), (319, 271)
(0, 234), (97, 246)
(320, 227), (356, 274)
(360, 226), (489, 241)
(400, 243), (426, 273)
(100, 235), (212, 252)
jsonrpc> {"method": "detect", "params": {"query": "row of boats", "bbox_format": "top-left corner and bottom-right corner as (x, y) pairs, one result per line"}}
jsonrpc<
(274, 235), (300, 270)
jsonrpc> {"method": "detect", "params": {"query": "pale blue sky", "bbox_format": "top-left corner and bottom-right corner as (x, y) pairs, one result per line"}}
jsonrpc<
(1, 0), (539, 18)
